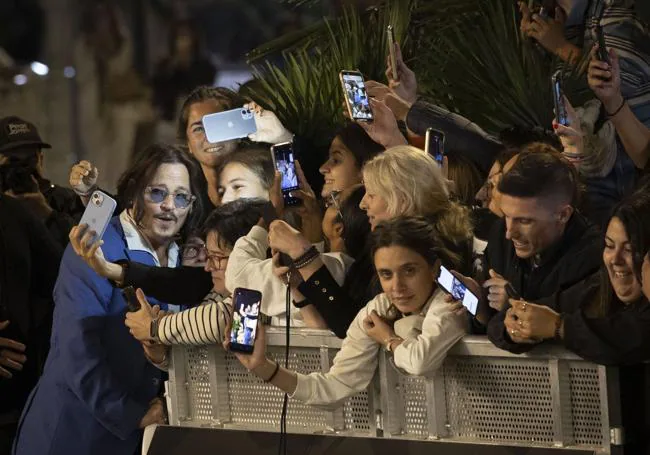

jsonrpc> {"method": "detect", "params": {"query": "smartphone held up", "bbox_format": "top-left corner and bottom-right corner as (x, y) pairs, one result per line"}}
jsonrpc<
(78, 190), (117, 244)
(436, 265), (479, 316)
(551, 70), (569, 126)
(202, 107), (257, 144)
(229, 288), (263, 354)
(340, 70), (373, 122)
(425, 128), (445, 167)
(270, 141), (301, 207)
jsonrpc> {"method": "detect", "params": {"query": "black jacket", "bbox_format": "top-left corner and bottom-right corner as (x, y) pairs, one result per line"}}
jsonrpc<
(406, 100), (503, 174)
(0, 195), (62, 415)
(487, 213), (602, 350)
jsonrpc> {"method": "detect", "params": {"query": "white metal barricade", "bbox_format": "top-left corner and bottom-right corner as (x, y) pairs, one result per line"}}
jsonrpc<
(166, 329), (616, 453)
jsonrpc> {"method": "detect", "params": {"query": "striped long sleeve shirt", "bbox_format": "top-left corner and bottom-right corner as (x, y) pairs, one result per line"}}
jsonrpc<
(157, 290), (232, 346)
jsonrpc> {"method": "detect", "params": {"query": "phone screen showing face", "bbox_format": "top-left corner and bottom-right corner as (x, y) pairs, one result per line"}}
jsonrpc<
(341, 71), (373, 122)
(272, 142), (300, 206)
(437, 265), (479, 316)
(552, 71), (569, 126)
(425, 129), (445, 166)
(229, 288), (262, 354)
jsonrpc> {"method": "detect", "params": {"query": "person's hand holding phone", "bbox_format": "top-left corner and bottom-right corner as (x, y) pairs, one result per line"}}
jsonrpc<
(483, 269), (510, 312)
(0, 321), (27, 379)
(124, 288), (160, 342)
(356, 98), (407, 149)
(224, 319), (270, 372)
(268, 220), (312, 261)
(553, 96), (585, 159)
(290, 160), (323, 244)
(386, 44), (418, 104)
(521, 4), (568, 55)
(69, 224), (124, 281)
(447, 270), (492, 325)
(588, 46), (623, 115)
(505, 300), (560, 343)
(245, 102), (293, 145)
(365, 80), (412, 123)
(5, 178), (54, 221)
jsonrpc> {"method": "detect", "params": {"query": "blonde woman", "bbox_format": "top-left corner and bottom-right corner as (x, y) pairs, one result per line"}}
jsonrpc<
(268, 145), (475, 337)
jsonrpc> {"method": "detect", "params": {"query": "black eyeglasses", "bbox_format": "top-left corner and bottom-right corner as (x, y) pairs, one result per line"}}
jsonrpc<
(325, 190), (343, 219)
(181, 243), (206, 260)
(145, 187), (195, 209)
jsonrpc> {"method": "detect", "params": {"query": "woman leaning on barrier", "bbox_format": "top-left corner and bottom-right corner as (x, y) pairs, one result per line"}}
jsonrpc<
(231, 216), (467, 409)
(486, 184), (650, 453)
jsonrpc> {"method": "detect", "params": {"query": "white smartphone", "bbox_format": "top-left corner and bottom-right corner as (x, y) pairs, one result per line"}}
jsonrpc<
(202, 107), (257, 144)
(79, 191), (117, 243)
(340, 70), (373, 122)
(436, 265), (479, 316)
(387, 25), (398, 81)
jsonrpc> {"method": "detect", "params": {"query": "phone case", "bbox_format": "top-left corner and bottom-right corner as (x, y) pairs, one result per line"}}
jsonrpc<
(202, 108), (257, 144)
(270, 142), (301, 207)
(425, 128), (445, 166)
(340, 71), (373, 122)
(229, 288), (262, 354)
(551, 71), (569, 126)
(79, 191), (117, 243)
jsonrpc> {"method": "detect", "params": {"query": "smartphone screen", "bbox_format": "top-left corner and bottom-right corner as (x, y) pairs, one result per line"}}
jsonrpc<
(340, 71), (373, 122)
(552, 71), (569, 126)
(229, 288), (262, 354)
(271, 142), (300, 206)
(387, 26), (398, 81)
(78, 191), (117, 243)
(425, 128), (445, 167)
(437, 265), (479, 316)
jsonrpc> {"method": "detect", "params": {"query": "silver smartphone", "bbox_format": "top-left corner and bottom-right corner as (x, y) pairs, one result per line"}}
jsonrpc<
(387, 25), (398, 81)
(551, 70), (569, 126)
(79, 191), (117, 243)
(202, 107), (257, 144)
(425, 128), (445, 167)
(340, 70), (373, 122)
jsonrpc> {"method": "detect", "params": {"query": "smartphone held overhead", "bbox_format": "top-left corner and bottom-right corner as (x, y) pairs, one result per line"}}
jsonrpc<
(202, 107), (257, 144)
(229, 288), (263, 354)
(340, 70), (373, 122)
(78, 191), (117, 244)
(551, 70), (569, 126)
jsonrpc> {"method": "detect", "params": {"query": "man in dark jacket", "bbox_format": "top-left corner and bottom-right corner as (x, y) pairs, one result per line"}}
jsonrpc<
(483, 150), (602, 349)
(0, 193), (62, 454)
(0, 116), (85, 246)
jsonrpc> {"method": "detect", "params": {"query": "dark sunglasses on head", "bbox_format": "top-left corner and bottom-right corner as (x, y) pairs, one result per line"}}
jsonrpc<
(145, 187), (195, 209)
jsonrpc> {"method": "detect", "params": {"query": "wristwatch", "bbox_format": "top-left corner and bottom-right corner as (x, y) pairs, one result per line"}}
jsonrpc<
(150, 317), (160, 343)
(383, 336), (403, 352)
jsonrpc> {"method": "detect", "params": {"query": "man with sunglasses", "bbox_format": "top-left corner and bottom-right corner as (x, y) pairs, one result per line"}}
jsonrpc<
(13, 144), (205, 455)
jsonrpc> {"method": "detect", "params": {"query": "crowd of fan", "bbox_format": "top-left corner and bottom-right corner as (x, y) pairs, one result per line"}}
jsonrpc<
(1, 1), (650, 454)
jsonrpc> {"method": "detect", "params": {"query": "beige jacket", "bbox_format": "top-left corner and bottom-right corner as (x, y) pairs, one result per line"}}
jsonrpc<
(292, 289), (466, 410)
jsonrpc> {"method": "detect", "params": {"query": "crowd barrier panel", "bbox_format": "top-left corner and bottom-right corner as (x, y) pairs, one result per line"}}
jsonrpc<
(166, 328), (619, 453)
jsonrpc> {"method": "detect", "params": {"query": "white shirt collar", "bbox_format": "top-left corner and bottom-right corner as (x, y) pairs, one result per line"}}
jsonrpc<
(119, 210), (179, 268)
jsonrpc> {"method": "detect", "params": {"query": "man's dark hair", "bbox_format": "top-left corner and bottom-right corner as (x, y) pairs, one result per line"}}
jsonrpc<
(498, 125), (561, 151)
(177, 86), (246, 141)
(116, 143), (206, 238)
(498, 148), (579, 207)
(339, 186), (371, 260)
(201, 198), (268, 250)
(336, 123), (385, 170)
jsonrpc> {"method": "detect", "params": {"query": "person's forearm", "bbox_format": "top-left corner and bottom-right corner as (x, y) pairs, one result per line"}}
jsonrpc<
(297, 257), (324, 282)
(253, 358), (298, 395)
(608, 98), (650, 169)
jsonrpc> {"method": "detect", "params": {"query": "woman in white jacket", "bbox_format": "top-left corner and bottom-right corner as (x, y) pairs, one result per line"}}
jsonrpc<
(231, 216), (467, 409)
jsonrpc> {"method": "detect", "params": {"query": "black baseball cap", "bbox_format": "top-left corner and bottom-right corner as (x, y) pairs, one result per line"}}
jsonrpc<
(0, 116), (52, 154)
